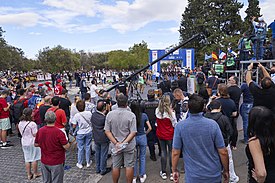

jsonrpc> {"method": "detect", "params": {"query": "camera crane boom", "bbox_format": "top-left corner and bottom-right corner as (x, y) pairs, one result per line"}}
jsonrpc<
(104, 33), (203, 93)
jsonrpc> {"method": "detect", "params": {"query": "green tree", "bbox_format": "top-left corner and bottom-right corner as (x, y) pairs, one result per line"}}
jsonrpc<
(128, 40), (149, 68)
(244, 0), (261, 33)
(179, 0), (244, 64)
(37, 45), (80, 73)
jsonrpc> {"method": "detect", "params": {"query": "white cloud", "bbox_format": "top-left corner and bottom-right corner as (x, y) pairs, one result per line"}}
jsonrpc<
(0, 12), (40, 27)
(260, 0), (275, 24)
(29, 32), (41, 35)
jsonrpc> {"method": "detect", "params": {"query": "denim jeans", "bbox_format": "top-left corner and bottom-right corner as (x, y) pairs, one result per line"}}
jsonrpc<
(134, 134), (147, 177)
(159, 139), (172, 174)
(76, 132), (92, 164)
(253, 39), (264, 59)
(95, 142), (109, 173)
(240, 103), (253, 143)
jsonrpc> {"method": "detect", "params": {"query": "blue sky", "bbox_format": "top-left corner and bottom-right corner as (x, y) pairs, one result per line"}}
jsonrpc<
(0, 0), (274, 59)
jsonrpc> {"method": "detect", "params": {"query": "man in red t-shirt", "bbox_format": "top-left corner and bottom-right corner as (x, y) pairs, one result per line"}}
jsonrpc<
(35, 111), (70, 183)
(54, 79), (63, 95)
(0, 90), (13, 149)
(47, 96), (67, 139)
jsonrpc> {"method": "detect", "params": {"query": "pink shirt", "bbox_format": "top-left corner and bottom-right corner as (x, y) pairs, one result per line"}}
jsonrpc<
(18, 121), (38, 146)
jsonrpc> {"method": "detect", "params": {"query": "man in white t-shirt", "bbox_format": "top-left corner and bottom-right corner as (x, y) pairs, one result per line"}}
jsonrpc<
(90, 80), (100, 105)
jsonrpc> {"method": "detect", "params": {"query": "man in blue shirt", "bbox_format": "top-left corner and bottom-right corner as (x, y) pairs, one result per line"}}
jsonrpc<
(268, 19), (275, 59)
(172, 94), (229, 183)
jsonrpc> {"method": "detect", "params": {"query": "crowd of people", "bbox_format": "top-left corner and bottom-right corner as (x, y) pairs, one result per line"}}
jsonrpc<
(0, 57), (275, 183)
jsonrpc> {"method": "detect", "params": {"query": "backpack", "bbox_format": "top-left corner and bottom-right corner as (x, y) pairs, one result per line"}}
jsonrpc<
(32, 107), (42, 125)
(13, 99), (27, 120)
(197, 73), (204, 84)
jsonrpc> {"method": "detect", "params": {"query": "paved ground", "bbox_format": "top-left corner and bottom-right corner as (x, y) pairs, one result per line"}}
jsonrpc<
(0, 82), (249, 183)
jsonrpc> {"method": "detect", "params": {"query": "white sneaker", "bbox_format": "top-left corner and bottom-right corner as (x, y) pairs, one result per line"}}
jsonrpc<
(132, 178), (137, 183)
(230, 176), (239, 183)
(170, 173), (174, 181)
(86, 161), (92, 168)
(140, 174), (147, 183)
(160, 171), (167, 180)
(76, 163), (83, 169)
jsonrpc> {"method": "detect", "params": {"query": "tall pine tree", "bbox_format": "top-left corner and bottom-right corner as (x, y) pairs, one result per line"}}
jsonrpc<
(244, 0), (261, 34)
(179, 0), (244, 63)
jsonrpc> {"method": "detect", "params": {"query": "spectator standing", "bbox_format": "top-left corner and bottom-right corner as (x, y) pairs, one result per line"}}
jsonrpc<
(227, 76), (241, 150)
(90, 79), (100, 105)
(172, 88), (189, 122)
(268, 19), (275, 59)
(177, 73), (187, 92)
(155, 95), (177, 181)
(47, 96), (67, 139)
(91, 100), (111, 175)
(84, 93), (95, 113)
(54, 79), (63, 96)
(172, 94), (229, 183)
(246, 63), (275, 114)
(206, 70), (220, 96)
(39, 96), (52, 127)
(18, 108), (41, 180)
(0, 90), (13, 149)
(104, 94), (137, 183)
(251, 16), (267, 60)
(142, 89), (160, 161)
(71, 100), (93, 169)
(34, 111), (70, 183)
(131, 101), (152, 183)
(80, 75), (88, 100)
(240, 74), (253, 144)
(246, 106), (275, 182)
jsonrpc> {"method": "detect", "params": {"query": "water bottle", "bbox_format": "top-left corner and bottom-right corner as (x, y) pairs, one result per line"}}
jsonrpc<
(111, 142), (128, 155)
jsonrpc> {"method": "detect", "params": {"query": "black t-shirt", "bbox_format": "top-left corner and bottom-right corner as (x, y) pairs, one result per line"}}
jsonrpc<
(206, 76), (220, 90)
(216, 98), (237, 123)
(59, 97), (71, 117)
(117, 83), (128, 96)
(160, 80), (171, 93)
(178, 76), (187, 92)
(228, 85), (242, 109)
(249, 82), (275, 113)
(39, 105), (52, 123)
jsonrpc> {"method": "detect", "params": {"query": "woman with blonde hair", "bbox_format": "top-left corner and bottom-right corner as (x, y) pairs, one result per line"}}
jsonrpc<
(155, 95), (177, 181)
(18, 108), (41, 180)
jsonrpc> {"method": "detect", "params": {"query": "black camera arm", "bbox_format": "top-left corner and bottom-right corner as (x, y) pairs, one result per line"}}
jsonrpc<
(105, 33), (202, 93)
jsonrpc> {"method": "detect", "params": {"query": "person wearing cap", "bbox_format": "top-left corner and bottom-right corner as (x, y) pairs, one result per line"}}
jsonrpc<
(54, 79), (63, 95)
(251, 16), (267, 60)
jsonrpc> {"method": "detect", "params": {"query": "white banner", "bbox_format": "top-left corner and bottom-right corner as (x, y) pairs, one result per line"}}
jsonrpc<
(186, 49), (192, 68)
(152, 51), (158, 73)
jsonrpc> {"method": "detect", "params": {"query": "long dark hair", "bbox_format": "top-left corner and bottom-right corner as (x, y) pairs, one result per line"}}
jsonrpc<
(130, 100), (141, 128)
(248, 106), (275, 156)
(19, 108), (33, 122)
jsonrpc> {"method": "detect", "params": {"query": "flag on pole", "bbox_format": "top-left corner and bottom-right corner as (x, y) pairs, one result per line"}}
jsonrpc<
(219, 50), (227, 60)
(212, 52), (218, 61)
(205, 53), (212, 60)
(228, 47), (238, 57)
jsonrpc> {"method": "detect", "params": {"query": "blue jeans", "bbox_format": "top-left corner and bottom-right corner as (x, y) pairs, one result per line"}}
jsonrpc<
(76, 132), (92, 164)
(240, 103), (253, 143)
(253, 39), (264, 59)
(134, 134), (147, 177)
(95, 142), (109, 173)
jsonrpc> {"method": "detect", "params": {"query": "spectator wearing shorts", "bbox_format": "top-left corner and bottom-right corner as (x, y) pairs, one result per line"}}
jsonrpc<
(0, 90), (13, 149)
(104, 94), (137, 183)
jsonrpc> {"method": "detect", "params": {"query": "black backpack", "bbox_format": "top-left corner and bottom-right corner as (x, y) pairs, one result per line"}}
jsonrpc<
(197, 73), (204, 84)
(13, 99), (27, 120)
